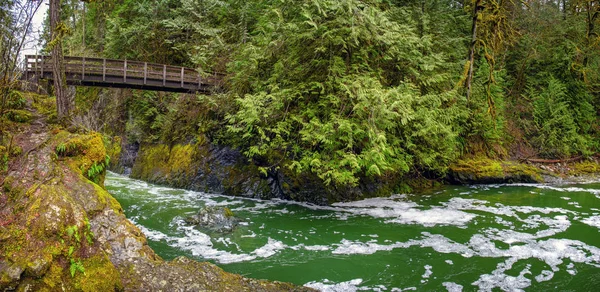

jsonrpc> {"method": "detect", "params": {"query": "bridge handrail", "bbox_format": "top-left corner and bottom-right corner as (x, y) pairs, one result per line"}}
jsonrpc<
(25, 55), (224, 76)
(24, 55), (224, 92)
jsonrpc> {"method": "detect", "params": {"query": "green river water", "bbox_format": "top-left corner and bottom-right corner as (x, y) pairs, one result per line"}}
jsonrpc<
(105, 172), (600, 291)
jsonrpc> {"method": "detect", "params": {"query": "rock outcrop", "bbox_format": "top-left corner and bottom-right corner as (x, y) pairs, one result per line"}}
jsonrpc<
(184, 206), (240, 233)
(0, 99), (312, 291)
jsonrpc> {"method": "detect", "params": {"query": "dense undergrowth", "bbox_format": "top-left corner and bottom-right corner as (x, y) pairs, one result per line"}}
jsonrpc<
(2, 0), (599, 196)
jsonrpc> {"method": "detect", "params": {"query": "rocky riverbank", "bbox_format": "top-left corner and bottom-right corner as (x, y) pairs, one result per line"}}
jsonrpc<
(0, 94), (311, 291)
(115, 142), (600, 205)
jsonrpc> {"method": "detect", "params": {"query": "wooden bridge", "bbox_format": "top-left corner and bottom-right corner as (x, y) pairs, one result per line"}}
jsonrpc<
(23, 55), (223, 94)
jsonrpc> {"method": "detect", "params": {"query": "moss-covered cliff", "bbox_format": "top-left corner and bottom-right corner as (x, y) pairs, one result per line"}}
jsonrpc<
(0, 94), (312, 291)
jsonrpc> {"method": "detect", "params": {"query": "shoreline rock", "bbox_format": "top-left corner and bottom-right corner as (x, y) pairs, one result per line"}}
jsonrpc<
(184, 206), (240, 233)
(0, 107), (312, 291)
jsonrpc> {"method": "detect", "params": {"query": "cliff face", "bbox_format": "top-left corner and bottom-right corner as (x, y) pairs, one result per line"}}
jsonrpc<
(125, 143), (406, 205)
(0, 100), (311, 291)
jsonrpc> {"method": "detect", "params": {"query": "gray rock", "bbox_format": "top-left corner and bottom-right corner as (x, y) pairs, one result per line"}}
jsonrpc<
(185, 206), (239, 233)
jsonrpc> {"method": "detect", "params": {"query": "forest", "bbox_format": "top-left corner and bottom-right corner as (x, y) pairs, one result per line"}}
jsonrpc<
(2, 0), (600, 190)
(2, 1), (600, 291)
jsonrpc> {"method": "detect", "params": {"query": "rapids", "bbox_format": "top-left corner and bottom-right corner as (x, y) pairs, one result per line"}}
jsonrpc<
(106, 172), (600, 291)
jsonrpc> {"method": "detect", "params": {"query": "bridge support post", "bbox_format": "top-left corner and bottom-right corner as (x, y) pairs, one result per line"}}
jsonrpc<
(181, 67), (184, 88)
(198, 72), (201, 91)
(163, 65), (166, 86)
(144, 62), (147, 85)
(40, 55), (44, 78)
(102, 59), (106, 82)
(124, 59), (127, 83)
(82, 57), (85, 80)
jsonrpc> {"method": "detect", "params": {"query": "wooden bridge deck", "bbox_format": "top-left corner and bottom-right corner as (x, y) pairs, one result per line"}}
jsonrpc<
(24, 55), (223, 94)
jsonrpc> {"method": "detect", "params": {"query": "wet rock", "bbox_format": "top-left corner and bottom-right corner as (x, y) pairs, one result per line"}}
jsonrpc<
(447, 158), (544, 184)
(185, 206), (239, 233)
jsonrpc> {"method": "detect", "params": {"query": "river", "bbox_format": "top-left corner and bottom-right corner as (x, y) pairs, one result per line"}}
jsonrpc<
(105, 172), (600, 291)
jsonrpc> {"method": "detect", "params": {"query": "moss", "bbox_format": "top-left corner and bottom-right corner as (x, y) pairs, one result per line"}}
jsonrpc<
(40, 263), (64, 291)
(405, 177), (442, 192)
(74, 254), (123, 292)
(450, 157), (504, 179)
(503, 161), (544, 182)
(131, 144), (199, 187)
(102, 135), (122, 171)
(9, 145), (22, 157)
(90, 182), (123, 213)
(54, 131), (109, 187)
(570, 160), (600, 175)
(449, 157), (543, 184)
(31, 94), (57, 117)
(168, 144), (195, 179)
(6, 109), (33, 123)
(131, 144), (170, 181)
(223, 207), (234, 218)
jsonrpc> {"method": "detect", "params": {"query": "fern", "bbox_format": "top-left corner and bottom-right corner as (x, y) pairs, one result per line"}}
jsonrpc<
(69, 259), (85, 277)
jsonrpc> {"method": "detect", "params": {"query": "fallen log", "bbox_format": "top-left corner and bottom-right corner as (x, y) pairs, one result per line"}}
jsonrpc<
(520, 156), (584, 164)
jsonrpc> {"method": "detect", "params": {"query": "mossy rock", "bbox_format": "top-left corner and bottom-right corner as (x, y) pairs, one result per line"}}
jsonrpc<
(54, 131), (109, 187)
(448, 157), (543, 184)
(102, 135), (122, 171)
(131, 143), (199, 188)
(569, 160), (600, 175)
(6, 109), (33, 123)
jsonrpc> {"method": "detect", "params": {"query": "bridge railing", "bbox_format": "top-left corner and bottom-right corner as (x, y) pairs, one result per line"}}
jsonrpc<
(24, 55), (223, 92)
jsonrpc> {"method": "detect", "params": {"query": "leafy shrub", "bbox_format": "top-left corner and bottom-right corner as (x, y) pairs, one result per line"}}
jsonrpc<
(530, 78), (589, 158)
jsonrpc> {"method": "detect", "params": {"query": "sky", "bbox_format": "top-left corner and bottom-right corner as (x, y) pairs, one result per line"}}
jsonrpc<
(21, 0), (48, 57)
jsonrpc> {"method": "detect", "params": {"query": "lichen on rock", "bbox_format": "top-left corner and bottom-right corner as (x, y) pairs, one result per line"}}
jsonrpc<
(447, 157), (544, 184)
(185, 206), (240, 233)
(0, 99), (312, 291)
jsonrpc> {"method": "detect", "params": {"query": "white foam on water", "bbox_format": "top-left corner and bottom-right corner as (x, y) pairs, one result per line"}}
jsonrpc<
(302, 245), (331, 251)
(484, 215), (571, 244)
(472, 258), (531, 292)
(328, 196), (477, 227)
(384, 209), (476, 227)
(535, 270), (554, 282)
(304, 279), (363, 292)
(107, 172), (600, 291)
(445, 260), (454, 265)
(328, 230), (600, 290)
(332, 239), (402, 255)
(253, 238), (287, 258)
(241, 231), (257, 238)
(566, 262), (577, 275)
(421, 265), (433, 279)
(442, 282), (463, 292)
(304, 279), (414, 292)
(483, 182), (600, 196)
(581, 216), (600, 228)
(133, 222), (170, 241)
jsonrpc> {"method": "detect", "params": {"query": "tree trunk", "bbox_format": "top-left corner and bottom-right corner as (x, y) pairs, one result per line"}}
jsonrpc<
(50, 0), (70, 121)
(466, 0), (482, 101)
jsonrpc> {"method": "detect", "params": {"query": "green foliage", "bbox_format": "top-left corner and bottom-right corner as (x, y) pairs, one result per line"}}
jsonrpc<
(530, 78), (589, 158)
(56, 143), (67, 155)
(126, 91), (173, 143)
(1, 152), (7, 172)
(7, 90), (26, 109)
(66, 225), (80, 243)
(461, 58), (507, 156)
(5, 109), (33, 123)
(54, 0), (600, 193)
(84, 155), (110, 184)
(69, 259), (85, 277)
(227, 0), (462, 186)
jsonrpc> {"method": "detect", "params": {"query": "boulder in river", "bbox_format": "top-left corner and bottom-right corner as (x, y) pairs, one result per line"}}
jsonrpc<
(185, 206), (240, 233)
